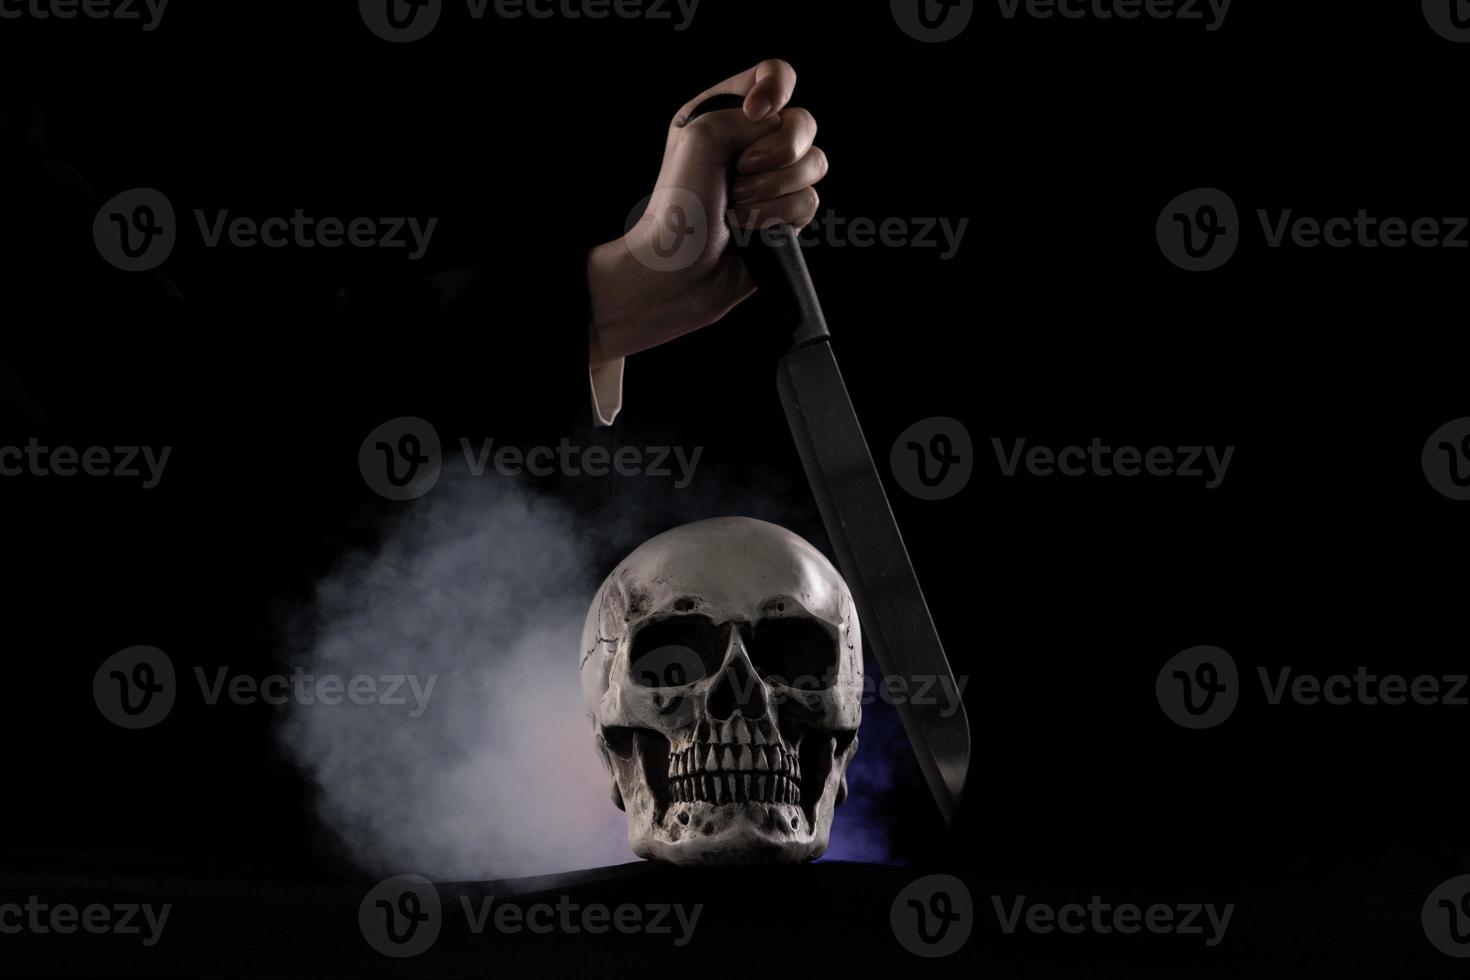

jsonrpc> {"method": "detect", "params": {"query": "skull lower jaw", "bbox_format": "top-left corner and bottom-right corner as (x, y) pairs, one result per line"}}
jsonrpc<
(614, 728), (844, 865)
(638, 801), (832, 865)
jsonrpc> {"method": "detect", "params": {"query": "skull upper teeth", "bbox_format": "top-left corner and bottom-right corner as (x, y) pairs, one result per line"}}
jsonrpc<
(665, 733), (801, 806)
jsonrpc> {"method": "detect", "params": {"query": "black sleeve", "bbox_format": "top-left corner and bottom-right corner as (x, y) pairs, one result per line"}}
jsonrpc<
(2, 85), (185, 326)
(330, 248), (597, 441)
(4, 84), (600, 442)
(431, 250), (595, 433)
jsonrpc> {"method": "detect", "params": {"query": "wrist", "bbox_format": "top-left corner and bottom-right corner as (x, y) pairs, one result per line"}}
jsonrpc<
(587, 230), (725, 368)
(588, 238), (634, 368)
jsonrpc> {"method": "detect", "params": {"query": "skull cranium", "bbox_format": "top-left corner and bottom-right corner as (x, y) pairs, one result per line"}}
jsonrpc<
(580, 517), (862, 865)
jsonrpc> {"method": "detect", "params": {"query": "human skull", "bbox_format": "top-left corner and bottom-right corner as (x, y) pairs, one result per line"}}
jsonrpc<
(580, 517), (862, 865)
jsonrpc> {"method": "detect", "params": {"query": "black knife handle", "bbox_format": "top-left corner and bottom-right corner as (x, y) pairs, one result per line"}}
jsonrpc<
(684, 93), (830, 350)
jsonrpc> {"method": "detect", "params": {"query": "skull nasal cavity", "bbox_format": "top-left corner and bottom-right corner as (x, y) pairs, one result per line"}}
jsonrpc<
(707, 653), (766, 721)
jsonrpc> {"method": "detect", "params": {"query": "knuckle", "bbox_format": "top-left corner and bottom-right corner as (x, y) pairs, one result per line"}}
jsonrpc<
(679, 116), (733, 153)
(761, 57), (796, 80)
(810, 146), (830, 180)
(783, 107), (817, 134)
(798, 187), (821, 222)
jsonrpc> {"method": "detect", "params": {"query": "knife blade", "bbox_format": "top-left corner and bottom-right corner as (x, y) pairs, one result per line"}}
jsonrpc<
(686, 95), (971, 824)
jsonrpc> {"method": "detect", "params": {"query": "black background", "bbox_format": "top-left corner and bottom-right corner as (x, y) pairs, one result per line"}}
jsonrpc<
(2, 0), (1468, 974)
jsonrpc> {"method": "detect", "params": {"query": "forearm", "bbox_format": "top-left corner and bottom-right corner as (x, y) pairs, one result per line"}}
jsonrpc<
(586, 235), (741, 369)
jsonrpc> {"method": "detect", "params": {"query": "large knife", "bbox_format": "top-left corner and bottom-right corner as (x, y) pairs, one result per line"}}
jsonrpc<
(689, 95), (971, 825)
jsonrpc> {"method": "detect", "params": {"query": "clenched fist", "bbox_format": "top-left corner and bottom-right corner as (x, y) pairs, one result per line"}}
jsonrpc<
(588, 60), (829, 368)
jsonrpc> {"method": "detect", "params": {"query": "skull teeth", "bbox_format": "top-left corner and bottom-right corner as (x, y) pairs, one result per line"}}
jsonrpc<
(677, 741), (796, 776)
(666, 737), (801, 806)
(699, 717), (775, 747)
(670, 771), (800, 805)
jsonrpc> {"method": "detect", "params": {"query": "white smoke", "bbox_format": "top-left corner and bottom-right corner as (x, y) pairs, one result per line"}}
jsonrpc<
(277, 475), (629, 880)
(274, 465), (872, 880)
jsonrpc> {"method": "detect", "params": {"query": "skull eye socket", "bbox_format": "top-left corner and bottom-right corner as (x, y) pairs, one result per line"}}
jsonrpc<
(628, 615), (724, 688)
(750, 617), (839, 689)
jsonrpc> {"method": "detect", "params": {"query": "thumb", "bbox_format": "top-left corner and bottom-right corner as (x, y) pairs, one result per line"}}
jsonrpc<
(674, 59), (798, 127)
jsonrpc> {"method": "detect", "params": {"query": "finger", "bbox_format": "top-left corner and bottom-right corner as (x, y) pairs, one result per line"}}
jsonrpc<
(736, 107), (817, 175)
(675, 107), (784, 161)
(729, 187), (821, 231)
(674, 59), (797, 127)
(743, 59), (797, 121)
(731, 146), (829, 206)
